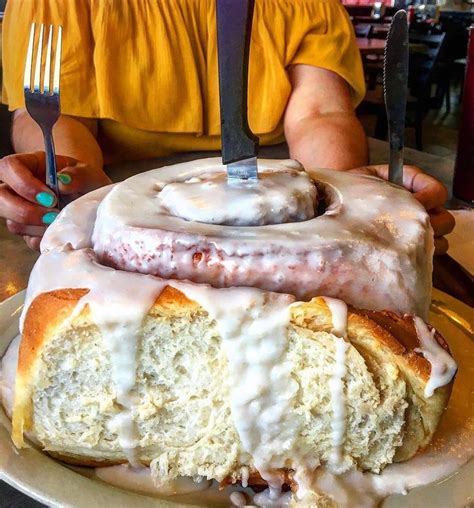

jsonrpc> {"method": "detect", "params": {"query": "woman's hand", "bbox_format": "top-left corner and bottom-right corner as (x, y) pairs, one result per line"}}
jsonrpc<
(350, 164), (455, 255)
(0, 151), (111, 250)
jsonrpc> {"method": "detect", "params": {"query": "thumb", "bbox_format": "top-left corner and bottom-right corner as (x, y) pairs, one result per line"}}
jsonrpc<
(57, 165), (91, 195)
(58, 163), (111, 196)
(54, 154), (79, 170)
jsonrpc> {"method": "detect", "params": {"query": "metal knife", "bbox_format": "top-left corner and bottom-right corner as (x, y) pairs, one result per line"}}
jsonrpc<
(383, 10), (409, 186)
(216, 0), (259, 180)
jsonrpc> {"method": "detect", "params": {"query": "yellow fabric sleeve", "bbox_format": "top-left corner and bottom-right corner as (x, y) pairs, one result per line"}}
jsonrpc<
(2, 0), (365, 140)
(287, 0), (366, 107)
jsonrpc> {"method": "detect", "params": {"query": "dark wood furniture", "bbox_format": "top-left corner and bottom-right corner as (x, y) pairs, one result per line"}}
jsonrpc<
(452, 25), (474, 204)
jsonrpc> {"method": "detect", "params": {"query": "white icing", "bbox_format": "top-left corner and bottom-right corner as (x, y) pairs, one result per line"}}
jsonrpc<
(21, 246), (305, 488)
(230, 491), (248, 506)
(322, 297), (348, 337)
(93, 360), (474, 508)
(322, 297), (350, 472)
(328, 337), (350, 473)
(8, 243), (472, 507)
(413, 316), (458, 398)
(240, 466), (250, 488)
(90, 158), (433, 318)
(0, 334), (21, 419)
(21, 247), (170, 465)
(253, 488), (292, 507)
(171, 284), (301, 497)
(41, 185), (114, 252)
(158, 170), (317, 226)
(313, 417), (473, 508)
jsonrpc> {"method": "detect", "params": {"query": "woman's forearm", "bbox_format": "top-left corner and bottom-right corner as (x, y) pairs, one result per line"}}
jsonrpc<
(284, 64), (368, 171)
(285, 112), (368, 170)
(12, 109), (103, 170)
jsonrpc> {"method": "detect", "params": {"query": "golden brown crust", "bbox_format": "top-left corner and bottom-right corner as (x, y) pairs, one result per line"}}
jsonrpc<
(154, 285), (199, 310)
(356, 309), (450, 351)
(18, 289), (89, 376)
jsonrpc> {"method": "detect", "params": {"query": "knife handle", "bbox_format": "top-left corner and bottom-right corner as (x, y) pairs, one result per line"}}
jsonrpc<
(216, 0), (259, 165)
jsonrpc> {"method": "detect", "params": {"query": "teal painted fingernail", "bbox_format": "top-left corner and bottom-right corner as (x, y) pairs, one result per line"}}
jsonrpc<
(58, 174), (72, 184)
(42, 212), (58, 225)
(36, 192), (55, 207)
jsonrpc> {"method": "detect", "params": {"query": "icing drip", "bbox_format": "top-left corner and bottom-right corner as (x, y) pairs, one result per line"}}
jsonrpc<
(322, 297), (348, 337)
(180, 285), (300, 498)
(322, 297), (350, 472)
(413, 316), (458, 398)
(329, 337), (350, 473)
(240, 466), (250, 488)
(229, 491), (248, 506)
(253, 488), (292, 507)
(157, 170), (317, 226)
(4, 285), (471, 507)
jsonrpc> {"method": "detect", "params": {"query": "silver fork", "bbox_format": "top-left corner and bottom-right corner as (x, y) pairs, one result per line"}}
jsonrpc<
(23, 23), (65, 209)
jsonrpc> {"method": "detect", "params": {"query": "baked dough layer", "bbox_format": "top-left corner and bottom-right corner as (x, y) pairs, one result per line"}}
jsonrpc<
(12, 288), (452, 485)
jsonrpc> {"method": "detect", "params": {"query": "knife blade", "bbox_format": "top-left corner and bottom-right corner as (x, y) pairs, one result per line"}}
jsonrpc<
(216, 0), (259, 180)
(383, 10), (409, 187)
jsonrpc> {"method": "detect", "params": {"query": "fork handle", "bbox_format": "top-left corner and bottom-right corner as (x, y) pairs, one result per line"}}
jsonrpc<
(42, 130), (66, 210)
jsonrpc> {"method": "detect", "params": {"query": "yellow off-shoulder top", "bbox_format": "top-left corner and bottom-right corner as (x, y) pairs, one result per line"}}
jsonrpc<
(2, 0), (365, 161)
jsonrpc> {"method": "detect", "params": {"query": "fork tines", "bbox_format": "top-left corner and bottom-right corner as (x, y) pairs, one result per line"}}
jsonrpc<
(24, 23), (62, 96)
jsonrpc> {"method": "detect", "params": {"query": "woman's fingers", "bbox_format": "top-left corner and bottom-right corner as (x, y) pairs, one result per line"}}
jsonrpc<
(0, 152), (79, 206)
(0, 185), (58, 225)
(434, 237), (449, 255)
(0, 153), (57, 206)
(58, 163), (112, 196)
(352, 164), (450, 210)
(408, 168), (449, 211)
(23, 235), (42, 251)
(429, 207), (455, 238)
(6, 219), (47, 237)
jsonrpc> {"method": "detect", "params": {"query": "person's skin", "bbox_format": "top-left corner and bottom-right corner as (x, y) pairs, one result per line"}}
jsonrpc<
(0, 111), (109, 249)
(285, 65), (369, 169)
(0, 65), (454, 252)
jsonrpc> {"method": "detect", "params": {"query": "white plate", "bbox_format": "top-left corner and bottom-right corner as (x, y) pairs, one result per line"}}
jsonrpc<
(1, 290), (473, 507)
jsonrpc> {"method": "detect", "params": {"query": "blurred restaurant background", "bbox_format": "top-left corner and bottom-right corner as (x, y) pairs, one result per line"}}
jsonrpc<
(0, 0), (472, 164)
(345, 0), (473, 163)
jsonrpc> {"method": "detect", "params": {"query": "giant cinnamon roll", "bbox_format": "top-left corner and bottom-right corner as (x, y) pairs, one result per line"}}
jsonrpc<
(1, 159), (457, 506)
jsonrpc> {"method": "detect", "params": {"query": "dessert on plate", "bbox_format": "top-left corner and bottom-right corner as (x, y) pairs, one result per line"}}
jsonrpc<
(0, 159), (458, 506)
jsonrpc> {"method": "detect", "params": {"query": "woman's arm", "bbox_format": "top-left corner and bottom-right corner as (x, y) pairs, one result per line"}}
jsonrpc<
(12, 109), (103, 171)
(284, 64), (368, 170)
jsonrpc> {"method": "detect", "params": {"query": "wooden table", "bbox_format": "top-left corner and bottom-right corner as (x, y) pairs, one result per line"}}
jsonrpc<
(357, 37), (386, 55)
(0, 137), (473, 506)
